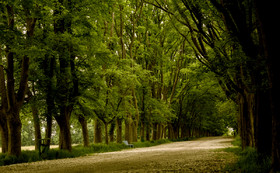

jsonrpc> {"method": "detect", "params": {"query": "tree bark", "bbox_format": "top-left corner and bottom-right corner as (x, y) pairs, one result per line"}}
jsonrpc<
(238, 93), (254, 149)
(0, 51), (8, 153)
(55, 108), (72, 151)
(125, 115), (133, 144)
(116, 118), (122, 143)
(109, 121), (115, 143)
(140, 121), (145, 142)
(131, 88), (139, 142)
(254, 89), (272, 156)
(4, 4), (35, 156)
(145, 122), (151, 141)
(254, 1), (280, 171)
(78, 115), (89, 147)
(152, 123), (158, 141)
(104, 123), (109, 145)
(44, 56), (55, 147)
(7, 111), (22, 156)
(0, 112), (8, 153)
(94, 119), (103, 143)
(31, 104), (41, 150)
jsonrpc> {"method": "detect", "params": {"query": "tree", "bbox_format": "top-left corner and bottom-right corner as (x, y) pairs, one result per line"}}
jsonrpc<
(0, 0), (38, 156)
(254, 1), (280, 171)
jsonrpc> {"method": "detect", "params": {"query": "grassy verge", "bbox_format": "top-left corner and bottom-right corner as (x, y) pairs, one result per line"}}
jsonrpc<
(223, 136), (271, 173)
(0, 139), (172, 166)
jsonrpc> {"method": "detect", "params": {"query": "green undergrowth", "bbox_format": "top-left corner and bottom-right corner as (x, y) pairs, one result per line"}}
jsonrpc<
(0, 139), (173, 166)
(224, 136), (271, 173)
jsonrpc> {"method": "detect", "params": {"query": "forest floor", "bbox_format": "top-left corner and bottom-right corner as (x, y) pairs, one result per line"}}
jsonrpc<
(0, 136), (237, 173)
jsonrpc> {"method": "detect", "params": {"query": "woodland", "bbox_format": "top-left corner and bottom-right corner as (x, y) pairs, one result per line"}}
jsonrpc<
(0, 0), (278, 172)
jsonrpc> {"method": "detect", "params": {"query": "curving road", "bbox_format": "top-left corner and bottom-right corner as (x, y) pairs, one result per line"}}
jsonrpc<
(0, 136), (237, 173)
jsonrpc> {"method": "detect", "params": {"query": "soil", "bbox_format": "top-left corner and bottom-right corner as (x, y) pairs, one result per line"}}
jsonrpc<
(0, 136), (237, 173)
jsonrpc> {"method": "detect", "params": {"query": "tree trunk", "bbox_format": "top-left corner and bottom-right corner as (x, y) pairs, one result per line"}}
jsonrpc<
(254, 1), (280, 171)
(45, 115), (52, 146)
(146, 122), (151, 141)
(0, 114), (8, 153)
(31, 105), (41, 150)
(254, 89), (272, 156)
(44, 56), (55, 147)
(55, 108), (72, 151)
(140, 121), (145, 142)
(104, 123), (109, 145)
(94, 119), (103, 143)
(116, 118), (122, 143)
(109, 121), (115, 143)
(131, 88), (139, 142)
(152, 123), (158, 141)
(140, 87), (146, 142)
(125, 115), (133, 144)
(168, 123), (174, 139)
(157, 123), (162, 140)
(7, 111), (22, 156)
(132, 121), (137, 142)
(0, 53), (8, 153)
(238, 93), (254, 149)
(78, 115), (89, 147)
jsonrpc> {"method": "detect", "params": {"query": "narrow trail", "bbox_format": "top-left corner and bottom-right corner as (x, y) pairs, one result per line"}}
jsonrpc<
(0, 136), (237, 173)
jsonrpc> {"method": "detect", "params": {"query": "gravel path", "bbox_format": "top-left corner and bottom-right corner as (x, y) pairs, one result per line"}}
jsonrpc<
(0, 136), (237, 173)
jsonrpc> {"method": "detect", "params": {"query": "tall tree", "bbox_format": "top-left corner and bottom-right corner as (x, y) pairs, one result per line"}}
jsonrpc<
(0, 1), (37, 156)
(254, 1), (279, 171)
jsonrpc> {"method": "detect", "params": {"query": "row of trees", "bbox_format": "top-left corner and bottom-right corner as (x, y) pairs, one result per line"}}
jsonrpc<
(148, 0), (278, 171)
(0, 0), (235, 157)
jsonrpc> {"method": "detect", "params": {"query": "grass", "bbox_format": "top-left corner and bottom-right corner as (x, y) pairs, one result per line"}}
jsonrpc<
(0, 139), (173, 166)
(223, 136), (271, 173)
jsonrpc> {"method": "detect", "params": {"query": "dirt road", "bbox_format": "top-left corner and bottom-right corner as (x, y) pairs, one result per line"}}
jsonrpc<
(0, 137), (236, 173)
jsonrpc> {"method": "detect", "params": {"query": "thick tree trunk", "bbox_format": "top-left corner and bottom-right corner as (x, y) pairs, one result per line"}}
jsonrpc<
(238, 93), (254, 149)
(125, 116), (133, 144)
(132, 121), (137, 142)
(168, 123), (174, 139)
(152, 123), (157, 141)
(44, 57), (55, 147)
(0, 55), (8, 153)
(45, 115), (52, 146)
(254, 90), (272, 156)
(94, 119), (103, 143)
(78, 115), (89, 147)
(109, 121), (115, 143)
(157, 124), (161, 140)
(116, 118), (122, 143)
(145, 122), (151, 141)
(7, 112), (22, 156)
(31, 105), (41, 150)
(56, 108), (72, 151)
(104, 123), (109, 145)
(254, 1), (279, 171)
(140, 121), (145, 142)
(0, 114), (8, 153)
